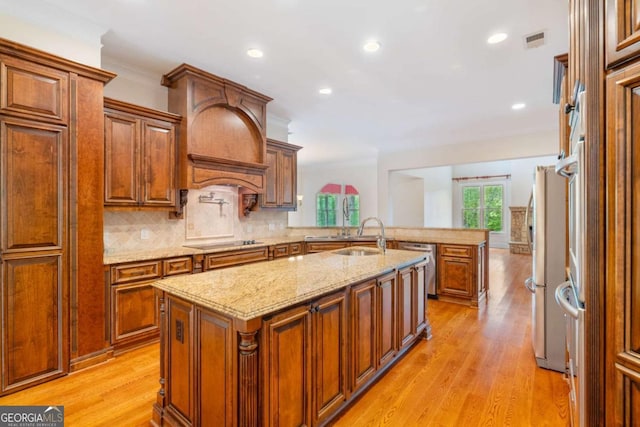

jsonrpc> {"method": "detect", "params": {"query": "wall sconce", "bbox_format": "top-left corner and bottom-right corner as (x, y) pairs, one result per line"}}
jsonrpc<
(296, 194), (304, 207)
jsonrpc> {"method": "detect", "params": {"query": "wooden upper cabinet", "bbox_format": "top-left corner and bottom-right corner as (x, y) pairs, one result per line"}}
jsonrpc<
(104, 98), (180, 208)
(606, 0), (640, 67)
(261, 138), (301, 210)
(0, 55), (68, 123)
(104, 111), (138, 204)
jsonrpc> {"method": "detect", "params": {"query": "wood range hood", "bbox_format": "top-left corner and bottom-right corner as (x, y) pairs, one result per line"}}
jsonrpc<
(162, 64), (272, 196)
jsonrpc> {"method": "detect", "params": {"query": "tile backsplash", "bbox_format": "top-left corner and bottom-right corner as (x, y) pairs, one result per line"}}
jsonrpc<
(103, 185), (289, 255)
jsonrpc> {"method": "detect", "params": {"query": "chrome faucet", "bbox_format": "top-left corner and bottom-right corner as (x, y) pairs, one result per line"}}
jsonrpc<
(357, 217), (386, 254)
(340, 197), (352, 236)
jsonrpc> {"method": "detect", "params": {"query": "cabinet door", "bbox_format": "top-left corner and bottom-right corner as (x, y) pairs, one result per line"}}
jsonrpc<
(414, 261), (428, 335)
(313, 292), (347, 424)
(398, 267), (415, 349)
(605, 63), (640, 425)
(350, 279), (377, 392)
(141, 119), (176, 206)
(197, 308), (234, 427)
(1, 119), (66, 251)
(279, 148), (296, 208)
(606, 0), (640, 67)
(111, 282), (159, 349)
(165, 295), (193, 424)
(2, 256), (66, 393)
(263, 146), (278, 207)
(438, 256), (473, 298)
(263, 304), (312, 427)
(377, 272), (396, 368)
(0, 55), (68, 123)
(104, 112), (139, 205)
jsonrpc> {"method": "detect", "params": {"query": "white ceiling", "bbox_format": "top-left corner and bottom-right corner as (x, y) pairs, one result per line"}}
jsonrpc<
(5, 0), (568, 166)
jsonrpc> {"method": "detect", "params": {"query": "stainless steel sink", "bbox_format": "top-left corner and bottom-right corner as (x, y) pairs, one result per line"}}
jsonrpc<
(333, 248), (380, 256)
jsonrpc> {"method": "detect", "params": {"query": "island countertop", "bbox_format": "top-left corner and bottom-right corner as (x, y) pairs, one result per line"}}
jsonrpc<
(152, 247), (426, 321)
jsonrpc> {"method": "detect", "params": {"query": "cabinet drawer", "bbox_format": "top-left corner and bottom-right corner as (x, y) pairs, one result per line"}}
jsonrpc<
(204, 247), (269, 270)
(440, 245), (472, 258)
(0, 55), (68, 123)
(305, 242), (349, 253)
(111, 261), (161, 284)
(164, 257), (193, 276)
(272, 244), (290, 259)
(290, 242), (303, 256)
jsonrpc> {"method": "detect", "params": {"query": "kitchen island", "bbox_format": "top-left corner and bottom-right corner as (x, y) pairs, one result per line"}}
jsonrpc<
(150, 247), (430, 427)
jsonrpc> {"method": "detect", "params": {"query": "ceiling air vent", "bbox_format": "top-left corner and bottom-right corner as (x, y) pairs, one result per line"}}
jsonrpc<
(524, 31), (546, 49)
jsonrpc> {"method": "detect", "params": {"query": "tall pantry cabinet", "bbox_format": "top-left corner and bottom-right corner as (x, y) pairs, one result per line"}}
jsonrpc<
(0, 38), (114, 394)
(569, 0), (640, 423)
(605, 1), (640, 424)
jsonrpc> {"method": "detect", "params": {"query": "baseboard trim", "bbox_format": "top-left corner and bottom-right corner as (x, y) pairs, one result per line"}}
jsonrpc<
(70, 348), (114, 372)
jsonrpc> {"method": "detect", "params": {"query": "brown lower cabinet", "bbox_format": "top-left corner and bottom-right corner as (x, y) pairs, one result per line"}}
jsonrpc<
(109, 256), (192, 353)
(436, 242), (487, 307)
(153, 259), (428, 427)
(263, 290), (348, 427)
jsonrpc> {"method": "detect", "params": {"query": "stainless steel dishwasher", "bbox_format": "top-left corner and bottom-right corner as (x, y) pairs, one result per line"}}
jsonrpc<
(398, 242), (437, 298)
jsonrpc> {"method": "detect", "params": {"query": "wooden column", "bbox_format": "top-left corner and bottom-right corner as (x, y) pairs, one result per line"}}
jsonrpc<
(238, 330), (259, 426)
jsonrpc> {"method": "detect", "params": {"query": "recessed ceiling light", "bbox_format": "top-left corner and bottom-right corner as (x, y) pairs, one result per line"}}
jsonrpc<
(246, 48), (264, 58)
(487, 33), (508, 44)
(512, 103), (526, 110)
(318, 87), (333, 95)
(363, 40), (381, 52)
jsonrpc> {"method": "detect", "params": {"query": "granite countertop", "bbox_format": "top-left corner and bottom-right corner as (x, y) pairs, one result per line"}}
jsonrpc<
(152, 248), (426, 321)
(104, 229), (487, 265)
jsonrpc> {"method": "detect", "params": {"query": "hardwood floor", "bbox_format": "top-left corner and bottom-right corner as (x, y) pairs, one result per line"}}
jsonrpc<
(0, 249), (568, 426)
(332, 248), (569, 426)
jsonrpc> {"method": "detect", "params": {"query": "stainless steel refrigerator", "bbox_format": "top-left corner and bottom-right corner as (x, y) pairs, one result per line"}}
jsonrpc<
(524, 165), (567, 372)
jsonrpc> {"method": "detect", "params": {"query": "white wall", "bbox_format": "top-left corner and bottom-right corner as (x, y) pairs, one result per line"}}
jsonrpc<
(389, 166), (453, 228)
(289, 158), (378, 227)
(102, 57), (169, 111)
(421, 166), (453, 228)
(0, 2), (104, 67)
(377, 130), (560, 224)
(389, 173), (424, 227)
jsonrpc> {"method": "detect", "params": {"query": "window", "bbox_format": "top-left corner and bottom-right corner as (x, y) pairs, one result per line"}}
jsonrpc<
(461, 183), (504, 231)
(316, 183), (360, 227)
(316, 193), (338, 226)
(343, 194), (360, 227)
